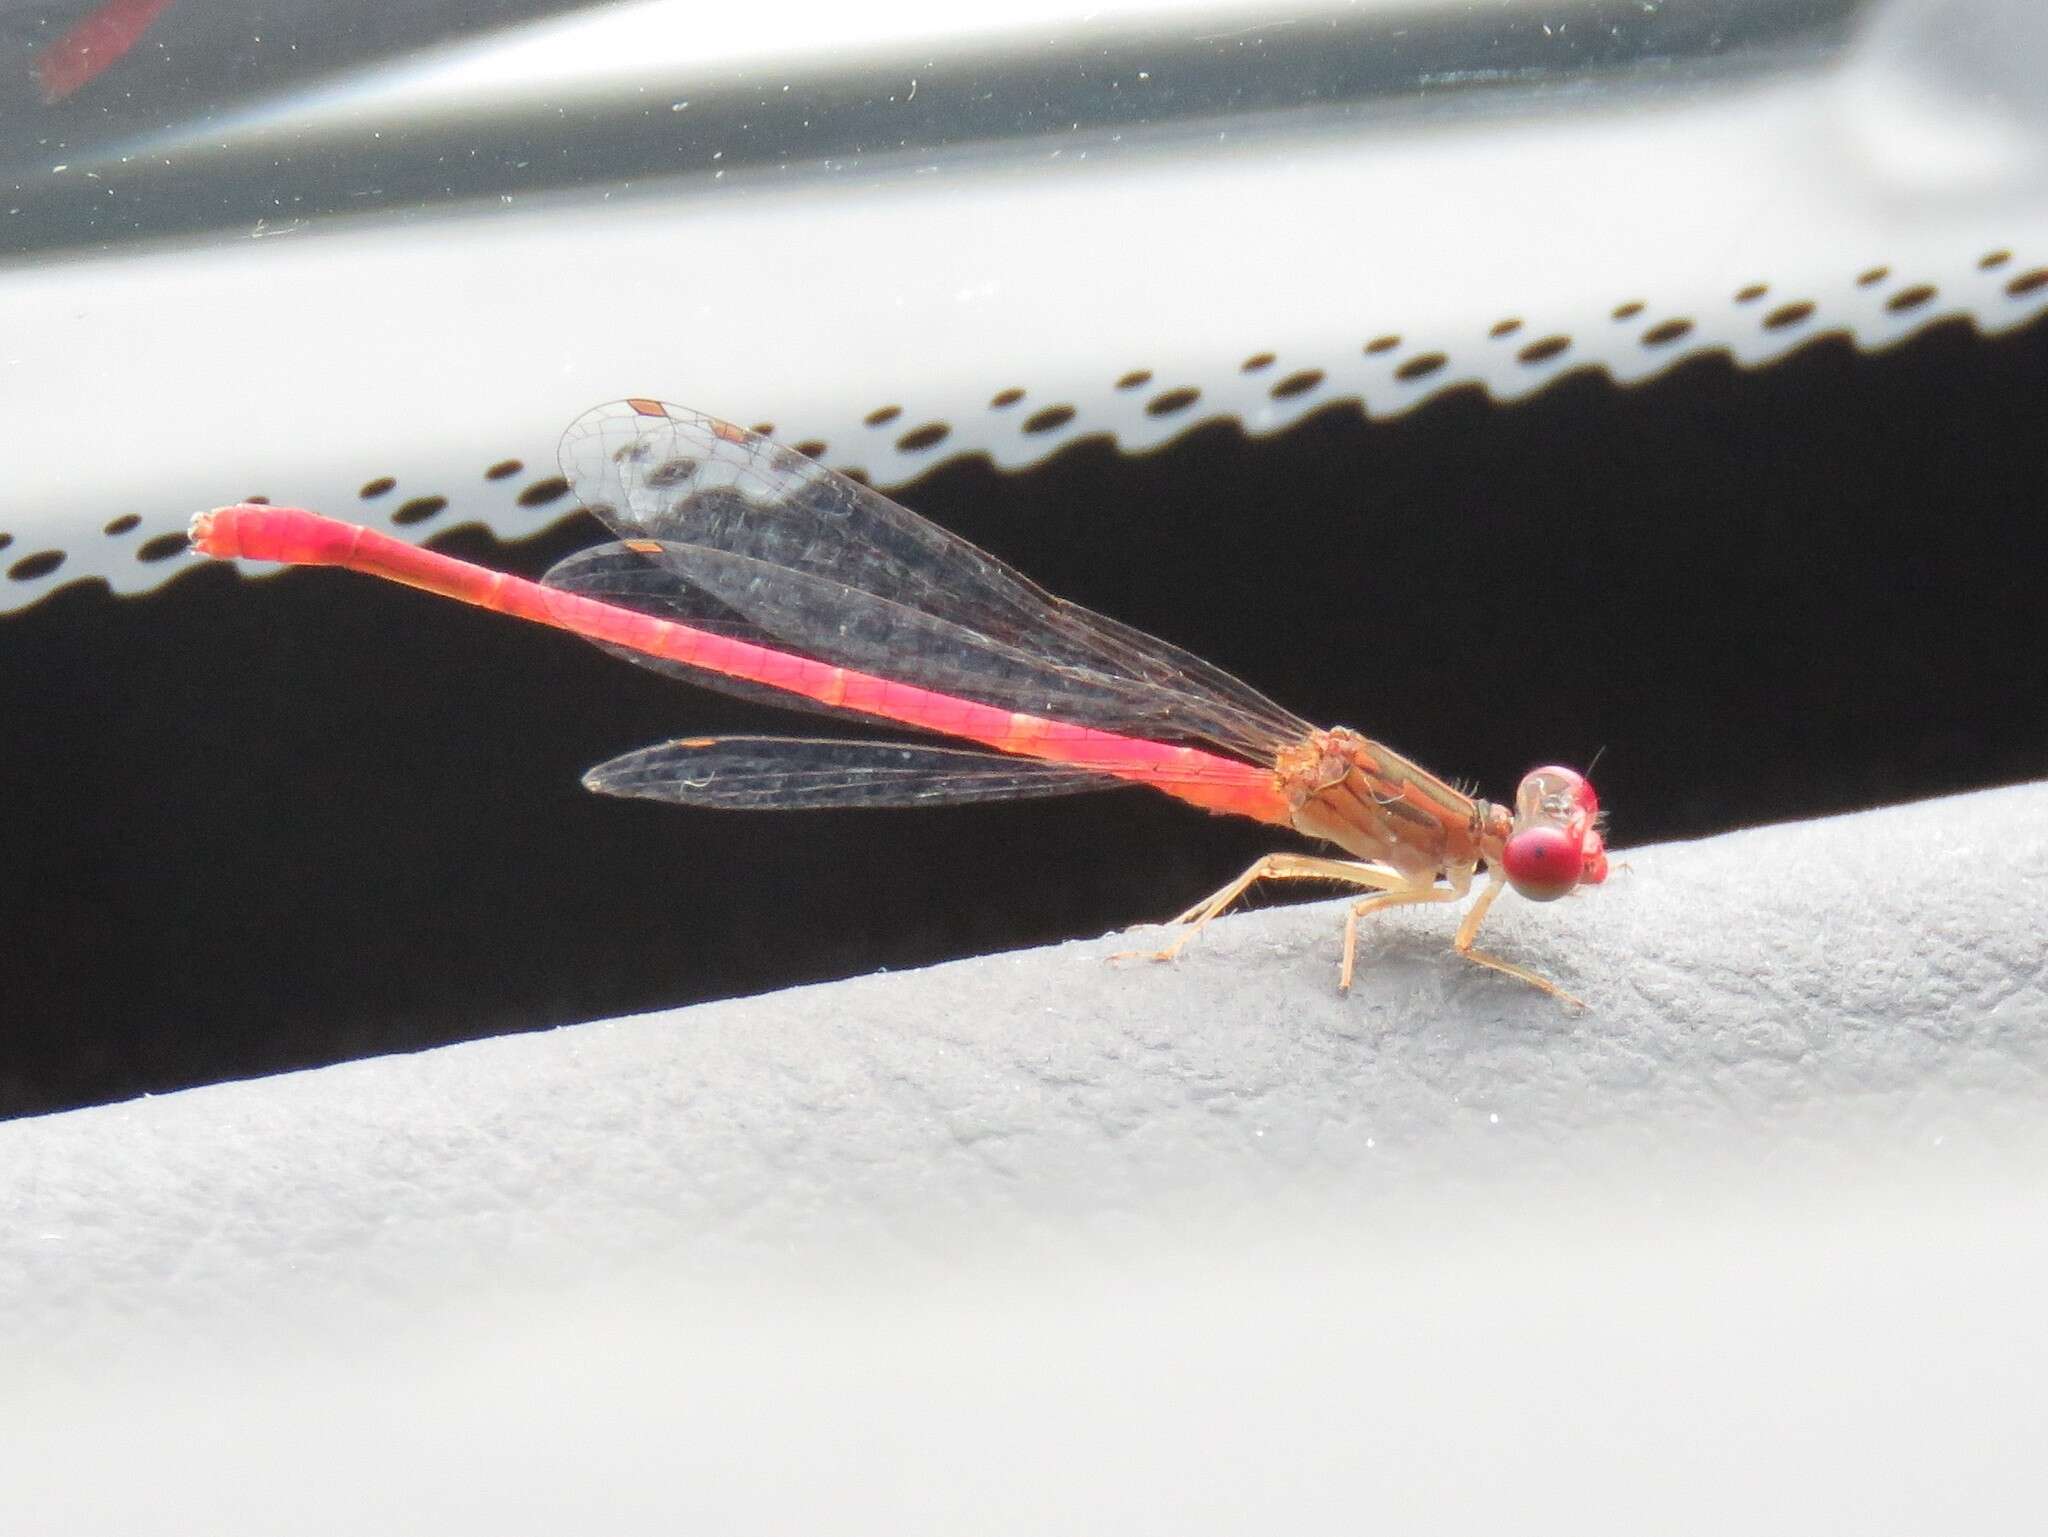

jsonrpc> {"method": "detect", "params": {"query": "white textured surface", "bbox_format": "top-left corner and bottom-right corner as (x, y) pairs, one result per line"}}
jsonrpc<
(4, 782), (2047, 1530)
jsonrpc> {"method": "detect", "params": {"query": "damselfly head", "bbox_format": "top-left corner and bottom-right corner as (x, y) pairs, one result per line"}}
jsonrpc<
(1501, 765), (1606, 901)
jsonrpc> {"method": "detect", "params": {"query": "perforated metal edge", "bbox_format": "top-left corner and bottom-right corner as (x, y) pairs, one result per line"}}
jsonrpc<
(5, 60), (2046, 612)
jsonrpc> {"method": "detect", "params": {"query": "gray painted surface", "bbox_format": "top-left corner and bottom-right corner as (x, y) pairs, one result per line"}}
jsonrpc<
(5, 780), (2045, 1530)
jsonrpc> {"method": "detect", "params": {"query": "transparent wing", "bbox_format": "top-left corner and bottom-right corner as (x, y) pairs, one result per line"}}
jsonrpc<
(551, 399), (1314, 763)
(543, 543), (918, 732)
(583, 735), (1135, 810)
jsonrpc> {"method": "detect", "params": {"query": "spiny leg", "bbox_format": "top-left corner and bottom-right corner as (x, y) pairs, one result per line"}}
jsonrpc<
(1451, 878), (1585, 1007)
(1339, 884), (1464, 991)
(1166, 853), (1412, 930)
(1128, 856), (1585, 1005)
(1119, 853), (1414, 966)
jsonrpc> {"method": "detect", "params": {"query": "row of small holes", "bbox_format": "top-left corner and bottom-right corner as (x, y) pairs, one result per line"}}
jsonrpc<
(844, 382), (1213, 455)
(2, 507), (189, 581)
(678, 253), (2039, 465)
(112, 509), (188, 567)
(831, 252), (2046, 456)
(10, 255), (2044, 582)
(352, 458), (570, 531)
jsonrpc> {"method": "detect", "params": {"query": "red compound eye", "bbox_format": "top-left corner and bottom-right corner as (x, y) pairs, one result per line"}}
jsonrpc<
(1502, 824), (1583, 902)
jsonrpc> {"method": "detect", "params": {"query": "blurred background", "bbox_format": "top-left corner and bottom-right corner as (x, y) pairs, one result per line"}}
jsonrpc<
(4, 0), (2046, 1119)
